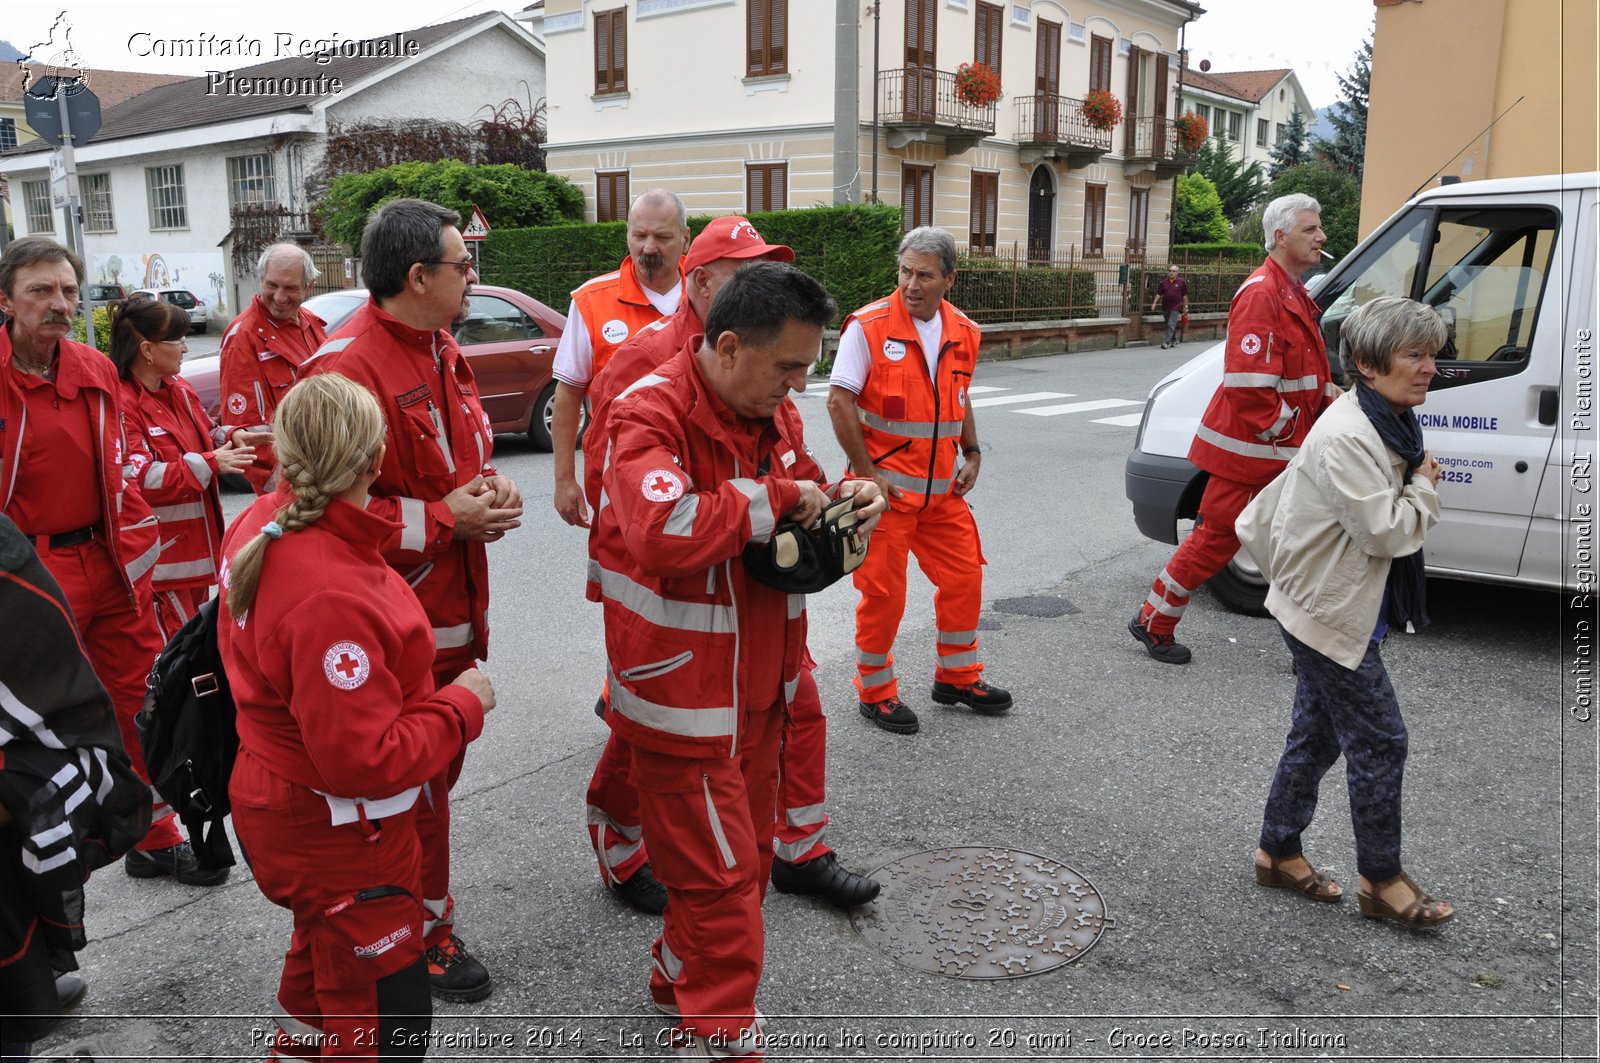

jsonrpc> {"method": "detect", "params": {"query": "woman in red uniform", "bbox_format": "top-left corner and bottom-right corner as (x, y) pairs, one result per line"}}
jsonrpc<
(111, 296), (260, 638)
(219, 373), (494, 1060)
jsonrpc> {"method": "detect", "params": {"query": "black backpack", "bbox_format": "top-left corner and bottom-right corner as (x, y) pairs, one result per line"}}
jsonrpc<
(135, 597), (238, 871)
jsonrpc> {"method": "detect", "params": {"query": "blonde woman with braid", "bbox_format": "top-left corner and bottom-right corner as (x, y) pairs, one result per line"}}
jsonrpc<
(218, 373), (494, 1059)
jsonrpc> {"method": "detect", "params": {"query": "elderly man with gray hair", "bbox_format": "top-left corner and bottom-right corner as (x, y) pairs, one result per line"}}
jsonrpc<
(1129, 192), (1342, 665)
(218, 242), (326, 492)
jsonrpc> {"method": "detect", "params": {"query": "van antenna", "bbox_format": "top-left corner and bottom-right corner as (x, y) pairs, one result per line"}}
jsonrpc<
(1408, 96), (1525, 200)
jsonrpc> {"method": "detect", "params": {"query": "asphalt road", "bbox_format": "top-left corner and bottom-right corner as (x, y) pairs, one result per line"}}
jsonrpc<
(35, 339), (1597, 1062)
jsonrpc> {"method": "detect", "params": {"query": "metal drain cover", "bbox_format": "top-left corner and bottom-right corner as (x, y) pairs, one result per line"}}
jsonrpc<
(850, 846), (1113, 979)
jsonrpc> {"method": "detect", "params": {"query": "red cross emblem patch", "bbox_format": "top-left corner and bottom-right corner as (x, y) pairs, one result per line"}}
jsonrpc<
(642, 467), (685, 502)
(323, 641), (371, 690)
(226, 393), (249, 417)
(1239, 333), (1262, 356)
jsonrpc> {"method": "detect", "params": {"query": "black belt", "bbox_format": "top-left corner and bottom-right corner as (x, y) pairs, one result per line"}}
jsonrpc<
(36, 524), (100, 551)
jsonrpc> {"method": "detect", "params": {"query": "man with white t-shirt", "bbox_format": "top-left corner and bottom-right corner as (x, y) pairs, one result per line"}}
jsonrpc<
(826, 227), (1013, 737)
(550, 189), (690, 528)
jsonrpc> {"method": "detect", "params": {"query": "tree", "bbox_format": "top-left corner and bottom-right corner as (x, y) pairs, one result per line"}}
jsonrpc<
(1315, 33), (1371, 181)
(1268, 108), (1312, 180)
(1173, 172), (1230, 243)
(319, 161), (585, 248)
(1191, 134), (1266, 223)
(1268, 164), (1361, 261)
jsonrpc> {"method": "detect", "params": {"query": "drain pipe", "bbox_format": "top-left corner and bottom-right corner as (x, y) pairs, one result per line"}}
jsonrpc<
(870, 1), (881, 204)
(834, 0), (860, 203)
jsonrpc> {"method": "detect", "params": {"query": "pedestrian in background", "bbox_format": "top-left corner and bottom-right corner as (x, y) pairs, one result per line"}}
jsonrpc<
(1236, 296), (1454, 930)
(1152, 264), (1190, 349)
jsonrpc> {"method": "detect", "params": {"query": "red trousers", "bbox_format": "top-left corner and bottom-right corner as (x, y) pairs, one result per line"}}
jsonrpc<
(38, 539), (182, 851)
(633, 698), (783, 1057)
(232, 751), (432, 1061)
(417, 660), (473, 949)
(586, 668), (831, 885)
(153, 584), (210, 642)
(1140, 474), (1257, 636)
(852, 494), (986, 702)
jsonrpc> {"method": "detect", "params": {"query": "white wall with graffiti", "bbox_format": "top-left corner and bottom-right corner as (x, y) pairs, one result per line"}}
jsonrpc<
(89, 251), (230, 320)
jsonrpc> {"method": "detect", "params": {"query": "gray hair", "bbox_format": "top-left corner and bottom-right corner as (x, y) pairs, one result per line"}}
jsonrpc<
(1262, 193), (1321, 251)
(0, 235), (84, 295)
(256, 243), (320, 287)
(359, 198), (462, 299)
(1339, 296), (1448, 381)
(897, 226), (957, 278)
(631, 188), (687, 229)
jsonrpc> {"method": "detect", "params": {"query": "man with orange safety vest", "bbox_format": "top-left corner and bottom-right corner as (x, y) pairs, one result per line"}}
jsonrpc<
(1129, 192), (1339, 664)
(828, 227), (1013, 736)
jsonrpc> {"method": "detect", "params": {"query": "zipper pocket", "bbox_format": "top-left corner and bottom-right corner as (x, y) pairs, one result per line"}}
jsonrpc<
(619, 650), (694, 682)
(702, 774), (737, 870)
(870, 439), (912, 466)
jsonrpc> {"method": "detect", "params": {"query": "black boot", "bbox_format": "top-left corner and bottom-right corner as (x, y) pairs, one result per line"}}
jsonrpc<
(771, 852), (880, 907)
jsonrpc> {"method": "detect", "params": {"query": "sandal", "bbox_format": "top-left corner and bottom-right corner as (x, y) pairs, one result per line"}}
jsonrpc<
(1358, 871), (1455, 929)
(1255, 852), (1344, 903)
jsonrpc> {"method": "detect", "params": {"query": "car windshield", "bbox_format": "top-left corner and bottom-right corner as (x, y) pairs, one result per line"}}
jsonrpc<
(166, 291), (196, 307)
(303, 293), (366, 333)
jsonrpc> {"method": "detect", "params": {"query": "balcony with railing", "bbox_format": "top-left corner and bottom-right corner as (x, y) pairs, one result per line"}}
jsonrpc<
(877, 68), (996, 155)
(1014, 94), (1112, 168)
(1121, 115), (1194, 177)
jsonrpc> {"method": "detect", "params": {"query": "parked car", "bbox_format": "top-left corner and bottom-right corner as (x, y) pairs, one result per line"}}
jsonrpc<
(180, 284), (572, 450)
(85, 283), (128, 309)
(132, 287), (209, 333)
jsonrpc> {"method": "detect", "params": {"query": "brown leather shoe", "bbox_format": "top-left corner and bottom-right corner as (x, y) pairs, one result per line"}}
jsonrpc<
(1358, 871), (1455, 929)
(1255, 852), (1344, 903)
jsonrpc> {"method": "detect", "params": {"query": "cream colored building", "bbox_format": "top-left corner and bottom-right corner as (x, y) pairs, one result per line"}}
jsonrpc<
(1362, 0), (1598, 235)
(536, 0), (1203, 262)
(1177, 67), (1313, 174)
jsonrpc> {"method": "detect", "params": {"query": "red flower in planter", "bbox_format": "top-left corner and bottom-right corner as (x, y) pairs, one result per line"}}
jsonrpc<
(1175, 112), (1209, 154)
(1081, 88), (1123, 131)
(954, 62), (1002, 107)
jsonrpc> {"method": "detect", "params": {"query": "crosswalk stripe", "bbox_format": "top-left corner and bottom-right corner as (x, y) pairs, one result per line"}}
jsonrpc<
(1092, 412), (1146, 427)
(1016, 398), (1145, 417)
(969, 391), (1073, 408)
(967, 385), (1006, 395)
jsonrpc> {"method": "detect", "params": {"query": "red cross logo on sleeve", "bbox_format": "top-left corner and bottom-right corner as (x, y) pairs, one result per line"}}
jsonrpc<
(641, 467), (685, 502)
(323, 641), (371, 689)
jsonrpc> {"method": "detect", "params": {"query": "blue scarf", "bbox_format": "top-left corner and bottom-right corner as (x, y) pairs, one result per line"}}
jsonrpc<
(1355, 383), (1429, 631)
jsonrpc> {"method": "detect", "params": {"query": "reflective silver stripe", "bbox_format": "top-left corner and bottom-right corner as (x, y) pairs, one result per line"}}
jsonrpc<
(938, 629), (977, 645)
(774, 830), (825, 864)
(603, 837), (643, 868)
(124, 539), (161, 583)
(608, 665), (736, 738)
(433, 623), (472, 649)
(857, 649), (889, 667)
(787, 593), (805, 620)
(783, 675), (798, 703)
(786, 802), (827, 827)
(142, 463), (167, 490)
(938, 649), (979, 668)
(880, 468), (950, 494)
(859, 408), (935, 438)
(183, 452), (214, 487)
(587, 558), (602, 585)
(656, 938), (683, 981)
(403, 561), (433, 589)
(1223, 372), (1280, 388)
(617, 372), (670, 401)
(664, 493), (699, 537)
(1157, 567), (1192, 598)
(399, 497), (427, 555)
(703, 776), (737, 869)
(1145, 591), (1186, 617)
(310, 335), (357, 360)
(152, 502), (206, 522)
(275, 1007), (324, 1043)
(730, 478), (775, 543)
(1255, 401), (1293, 441)
(1195, 424), (1297, 461)
(154, 557), (216, 581)
(859, 665), (895, 688)
(1325, 381), (1342, 397)
(599, 565), (736, 633)
(1277, 374), (1323, 393)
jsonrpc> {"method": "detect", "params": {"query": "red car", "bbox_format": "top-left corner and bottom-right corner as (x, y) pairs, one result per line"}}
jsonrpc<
(181, 285), (571, 449)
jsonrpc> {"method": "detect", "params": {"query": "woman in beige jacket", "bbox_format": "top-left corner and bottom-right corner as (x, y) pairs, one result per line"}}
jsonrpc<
(1236, 296), (1454, 930)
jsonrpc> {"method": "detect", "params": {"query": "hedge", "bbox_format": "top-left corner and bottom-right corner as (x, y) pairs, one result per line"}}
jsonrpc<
(1171, 242), (1262, 263)
(952, 257), (1099, 322)
(481, 203), (903, 324)
(1131, 264), (1256, 314)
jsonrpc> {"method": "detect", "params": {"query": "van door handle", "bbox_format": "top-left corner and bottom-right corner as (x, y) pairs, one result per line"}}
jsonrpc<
(1537, 388), (1557, 426)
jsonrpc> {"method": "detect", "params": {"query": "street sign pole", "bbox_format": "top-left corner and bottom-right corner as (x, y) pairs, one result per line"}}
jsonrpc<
(56, 87), (93, 349)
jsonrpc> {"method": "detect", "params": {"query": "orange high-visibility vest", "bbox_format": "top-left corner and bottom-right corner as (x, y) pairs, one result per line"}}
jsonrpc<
(571, 256), (686, 381)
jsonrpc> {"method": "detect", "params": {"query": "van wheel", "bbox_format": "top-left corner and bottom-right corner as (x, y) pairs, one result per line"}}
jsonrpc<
(1207, 552), (1270, 616)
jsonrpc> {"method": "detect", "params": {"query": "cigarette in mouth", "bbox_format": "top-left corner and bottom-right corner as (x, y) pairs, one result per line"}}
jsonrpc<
(1320, 250), (1334, 260)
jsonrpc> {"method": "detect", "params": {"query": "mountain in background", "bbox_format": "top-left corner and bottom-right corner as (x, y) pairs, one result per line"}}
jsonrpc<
(1307, 105), (1337, 143)
(0, 40), (28, 63)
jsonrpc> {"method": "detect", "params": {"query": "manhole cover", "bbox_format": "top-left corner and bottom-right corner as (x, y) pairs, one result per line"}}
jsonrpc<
(851, 846), (1113, 979)
(991, 595), (1078, 618)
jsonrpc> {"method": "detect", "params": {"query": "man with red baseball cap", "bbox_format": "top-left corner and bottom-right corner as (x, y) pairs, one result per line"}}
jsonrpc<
(580, 218), (881, 921)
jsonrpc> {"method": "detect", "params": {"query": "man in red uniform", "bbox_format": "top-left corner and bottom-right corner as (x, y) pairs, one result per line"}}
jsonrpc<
(598, 262), (883, 1057)
(306, 199), (523, 1003)
(828, 227), (1012, 736)
(583, 218), (880, 912)
(551, 188), (689, 528)
(0, 236), (220, 885)
(1129, 193), (1339, 664)
(219, 243), (327, 492)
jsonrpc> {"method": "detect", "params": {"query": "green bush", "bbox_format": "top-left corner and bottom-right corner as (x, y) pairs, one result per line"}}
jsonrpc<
(952, 257), (1099, 322)
(1174, 173), (1230, 243)
(319, 161), (585, 248)
(1131, 264), (1256, 314)
(70, 305), (114, 355)
(1171, 242), (1261, 263)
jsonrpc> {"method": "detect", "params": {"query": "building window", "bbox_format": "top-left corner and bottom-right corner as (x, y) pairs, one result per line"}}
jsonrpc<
(1194, 104), (1209, 128)
(81, 173), (115, 232)
(0, 118), (17, 152)
(1257, 118), (1269, 147)
(746, 162), (788, 212)
(596, 170), (630, 222)
(1082, 183), (1106, 256)
(902, 163), (934, 231)
(146, 164), (188, 230)
(227, 153), (277, 208)
(747, 0), (787, 77)
(1274, 122), (1285, 145)
(1228, 111), (1242, 142)
(1089, 34), (1112, 93)
(975, 1), (1003, 72)
(969, 171), (998, 254)
(22, 179), (53, 233)
(1127, 186), (1149, 258)
(595, 8), (628, 95)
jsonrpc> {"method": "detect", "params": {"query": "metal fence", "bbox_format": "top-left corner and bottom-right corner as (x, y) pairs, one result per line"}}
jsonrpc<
(953, 249), (1255, 322)
(877, 68), (997, 135)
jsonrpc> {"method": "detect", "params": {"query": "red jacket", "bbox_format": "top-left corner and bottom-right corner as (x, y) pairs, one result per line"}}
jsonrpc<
(0, 330), (161, 601)
(219, 491), (483, 801)
(596, 341), (817, 759)
(562, 256), (684, 385)
(120, 375), (229, 590)
(1188, 256), (1339, 485)
(843, 290), (979, 510)
(219, 297), (327, 491)
(305, 299), (495, 661)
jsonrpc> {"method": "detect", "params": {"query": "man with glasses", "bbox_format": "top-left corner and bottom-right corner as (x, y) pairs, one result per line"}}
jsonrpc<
(219, 243), (327, 492)
(306, 199), (523, 1006)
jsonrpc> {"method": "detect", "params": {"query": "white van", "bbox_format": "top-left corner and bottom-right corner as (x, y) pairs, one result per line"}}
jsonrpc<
(1125, 172), (1597, 613)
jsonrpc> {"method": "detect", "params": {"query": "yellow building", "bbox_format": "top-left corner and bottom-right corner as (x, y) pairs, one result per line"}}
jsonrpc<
(1361, 0), (1598, 235)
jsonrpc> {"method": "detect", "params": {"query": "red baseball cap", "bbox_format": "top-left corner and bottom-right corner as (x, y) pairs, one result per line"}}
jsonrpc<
(683, 216), (795, 274)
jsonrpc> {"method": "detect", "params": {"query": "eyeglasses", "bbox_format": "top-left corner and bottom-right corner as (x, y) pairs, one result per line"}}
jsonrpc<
(420, 259), (476, 275)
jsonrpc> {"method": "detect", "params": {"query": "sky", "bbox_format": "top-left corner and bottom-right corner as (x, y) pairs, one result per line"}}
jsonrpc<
(4, 0), (1374, 110)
